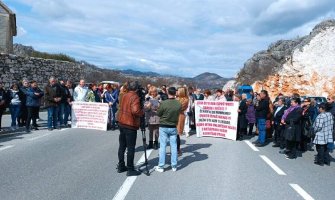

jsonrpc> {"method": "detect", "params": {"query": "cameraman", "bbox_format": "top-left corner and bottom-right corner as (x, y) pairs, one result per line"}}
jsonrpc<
(117, 81), (144, 176)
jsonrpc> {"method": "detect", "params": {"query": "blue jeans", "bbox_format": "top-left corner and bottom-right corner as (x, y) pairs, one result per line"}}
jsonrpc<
(9, 105), (21, 127)
(47, 106), (59, 129)
(159, 127), (178, 168)
(257, 118), (266, 144)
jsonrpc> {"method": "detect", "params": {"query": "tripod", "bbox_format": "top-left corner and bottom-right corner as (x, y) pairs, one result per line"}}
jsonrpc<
(137, 116), (150, 176)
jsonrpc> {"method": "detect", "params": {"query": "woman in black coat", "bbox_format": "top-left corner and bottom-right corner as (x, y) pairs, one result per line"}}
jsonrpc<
(281, 97), (302, 159)
(236, 94), (248, 140)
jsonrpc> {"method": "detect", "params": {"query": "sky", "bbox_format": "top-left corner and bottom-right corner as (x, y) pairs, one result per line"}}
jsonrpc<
(3, 0), (335, 78)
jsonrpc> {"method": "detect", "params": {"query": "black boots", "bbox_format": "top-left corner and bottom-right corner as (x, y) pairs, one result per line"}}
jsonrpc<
(126, 167), (141, 176)
(147, 141), (153, 149)
(116, 162), (127, 173)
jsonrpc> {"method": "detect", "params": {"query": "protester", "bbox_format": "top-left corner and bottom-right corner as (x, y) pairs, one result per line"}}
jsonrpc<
(8, 83), (24, 131)
(176, 87), (189, 156)
(44, 77), (62, 131)
(280, 97), (302, 159)
(215, 89), (227, 101)
(144, 86), (161, 149)
(0, 81), (8, 132)
(272, 98), (286, 148)
(185, 87), (195, 137)
(313, 103), (334, 166)
(19, 79), (30, 127)
(300, 98), (314, 151)
(73, 79), (88, 102)
(246, 98), (256, 136)
(116, 81), (144, 176)
(64, 80), (74, 124)
(25, 80), (44, 132)
(194, 88), (204, 100)
(86, 84), (96, 102)
(159, 85), (168, 101)
(235, 94), (248, 140)
(58, 79), (71, 128)
(155, 87), (181, 172)
(254, 90), (270, 147)
(103, 84), (118, 130)
(203, 89), (215, 101)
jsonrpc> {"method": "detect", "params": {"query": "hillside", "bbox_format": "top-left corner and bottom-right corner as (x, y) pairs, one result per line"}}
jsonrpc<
(12, 44), (232, 89)
(236, 19), (335, 98)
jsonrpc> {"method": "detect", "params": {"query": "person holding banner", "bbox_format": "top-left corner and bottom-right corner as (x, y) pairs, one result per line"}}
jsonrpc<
(73, 79), (88, 102)
(215, 89), (227, 101)
(235, 94), (248, 140)
(176, 87), (189, 156)
(117, 81), (144, 176)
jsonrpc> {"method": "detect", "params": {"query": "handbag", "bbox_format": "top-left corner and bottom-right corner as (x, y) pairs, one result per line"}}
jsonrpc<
(284, 120), (296, 141)
(303, 117), (314, 138)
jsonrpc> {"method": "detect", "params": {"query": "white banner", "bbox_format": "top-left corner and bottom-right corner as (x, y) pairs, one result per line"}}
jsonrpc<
(195, 101), (239, 140)
(71, 102), (109, 131)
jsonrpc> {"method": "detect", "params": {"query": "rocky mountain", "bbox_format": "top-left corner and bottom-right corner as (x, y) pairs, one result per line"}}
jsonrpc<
(236, 19), (335, 99)
(12, 44), (232, 89)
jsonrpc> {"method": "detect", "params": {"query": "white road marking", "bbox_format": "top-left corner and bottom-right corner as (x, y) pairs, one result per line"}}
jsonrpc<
(244, 141), (259, 152)
(112, 149), (153, 200)
(28, 133), (53, 141)
(0, 145), (14, 152)
(260, 155), (287, 175)
(290, 184), (315, 200)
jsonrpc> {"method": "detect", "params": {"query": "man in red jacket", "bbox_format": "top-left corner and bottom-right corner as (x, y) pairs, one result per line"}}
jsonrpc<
(117, 81), (144, 176)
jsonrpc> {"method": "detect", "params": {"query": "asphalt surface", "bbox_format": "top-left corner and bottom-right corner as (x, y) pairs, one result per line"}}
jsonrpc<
(1, 113), (335, 200)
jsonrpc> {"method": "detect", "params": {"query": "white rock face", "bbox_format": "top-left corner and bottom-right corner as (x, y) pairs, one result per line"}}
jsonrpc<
(253, 26), (335, 99)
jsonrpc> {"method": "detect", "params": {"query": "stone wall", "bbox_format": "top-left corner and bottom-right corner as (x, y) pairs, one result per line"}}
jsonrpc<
(0, 53), (100, 88)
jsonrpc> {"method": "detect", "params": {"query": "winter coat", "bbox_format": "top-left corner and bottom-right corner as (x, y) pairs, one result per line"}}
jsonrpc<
(26, 87), (44, 107)
(313, 112), (334, 145)
(284, 107), (302, 142)
(44, 84), (62, 108)
(0, 88), (8, 109)
(273, 105), (286, 125)
(255, 98), (269, 119)
(301, 106), (314, 137)
(177, 97), (189, 135)
(238, 99), (248, 129)
(8, 89), (24, 106)
(144, 95), (161, 125)
(118, 91), (144, 130)
(246, 104), (256, 124)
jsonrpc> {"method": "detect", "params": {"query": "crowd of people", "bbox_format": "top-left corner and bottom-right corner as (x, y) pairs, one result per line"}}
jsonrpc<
(1, 78), (334, 175)
(0, 77), (120, 133)
(236, 91), (335, 166)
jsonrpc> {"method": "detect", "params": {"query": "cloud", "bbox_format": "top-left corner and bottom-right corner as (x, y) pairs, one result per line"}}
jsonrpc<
(252, 0), (335, 35)
(6, 0), (335, 78)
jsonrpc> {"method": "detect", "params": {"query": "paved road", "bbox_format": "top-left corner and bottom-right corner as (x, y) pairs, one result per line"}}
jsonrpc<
(0, 113), (334, 200)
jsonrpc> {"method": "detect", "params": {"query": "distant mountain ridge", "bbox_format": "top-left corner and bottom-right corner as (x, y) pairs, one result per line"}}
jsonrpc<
(13, 44), (233, 89)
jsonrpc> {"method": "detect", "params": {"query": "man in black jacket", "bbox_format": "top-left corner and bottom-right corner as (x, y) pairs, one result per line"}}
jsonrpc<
(44, 77), (62, 131)
(254, 90), (269, 147)
(272, 98), (286, 148)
